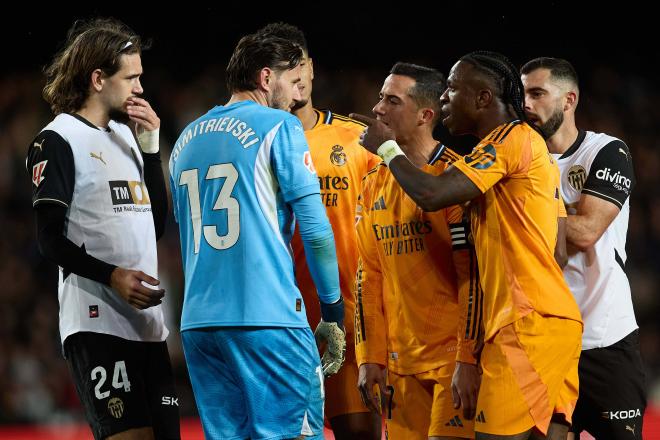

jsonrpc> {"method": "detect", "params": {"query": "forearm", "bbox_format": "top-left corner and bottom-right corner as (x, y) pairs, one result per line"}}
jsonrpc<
(389, 157), (479, 212)
(36, 205), (116, 285)
(566, 214), (601, 250)
(292, 193), (340, 305)
(143, 151), (168, 240)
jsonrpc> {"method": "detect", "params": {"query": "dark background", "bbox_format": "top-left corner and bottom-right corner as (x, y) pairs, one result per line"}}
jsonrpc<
(1, 5), (659, 425)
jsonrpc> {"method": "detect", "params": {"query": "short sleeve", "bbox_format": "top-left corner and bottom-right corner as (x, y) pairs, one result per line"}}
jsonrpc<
(452, 140), (517, 193)
(26, 130), (74, 208)
(582, 140), (634, 209)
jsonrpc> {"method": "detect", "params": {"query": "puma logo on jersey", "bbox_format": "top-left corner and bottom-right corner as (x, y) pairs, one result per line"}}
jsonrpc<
(32, 160), (47, 187)
(33, 139), (45, 151)
(90, 152), (106, 165)
(619, 147), (629, 160)
(626, 424), (635, 435)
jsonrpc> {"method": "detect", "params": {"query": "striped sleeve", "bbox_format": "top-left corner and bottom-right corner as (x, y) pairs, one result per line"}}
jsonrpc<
(354, 177), (387, 367)
(447, 204), (480, 364)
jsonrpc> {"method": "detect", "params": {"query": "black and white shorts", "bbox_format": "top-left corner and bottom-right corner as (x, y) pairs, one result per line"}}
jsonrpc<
(64, 332), (180, 440)
(570, 329), (646, 439)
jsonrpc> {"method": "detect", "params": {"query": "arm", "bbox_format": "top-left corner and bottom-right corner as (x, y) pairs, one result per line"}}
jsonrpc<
(349, 113), (483, 211)
(143, 151), (167, 240)
(447, 205), (481, 420)
(355, 188), (389, 413)
(388, 158), (482, 212)
(291, 193), (341, 308)
(555, 196), (568, 268)
(290, 193), (345, 377)
(555, 217), (568, 268)
(128, 97), (167, 240)
(566, 140), (633, 250)
(566, 195), (619, 251)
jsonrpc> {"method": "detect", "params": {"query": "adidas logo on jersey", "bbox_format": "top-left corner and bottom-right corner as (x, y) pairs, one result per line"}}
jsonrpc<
(475, 410), (487, 423)
(444, 415), (464, 427)
(372, 196), (386, 211)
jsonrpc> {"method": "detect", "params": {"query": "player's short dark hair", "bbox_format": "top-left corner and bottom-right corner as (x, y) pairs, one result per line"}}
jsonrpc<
(460, 51), (530, 127)
(521, 57), (579, 88)
(43, 17), (147, 115)
(256, 22), (308, 55)
(226, 33), (303, 93)
(390, 62), (446, 125)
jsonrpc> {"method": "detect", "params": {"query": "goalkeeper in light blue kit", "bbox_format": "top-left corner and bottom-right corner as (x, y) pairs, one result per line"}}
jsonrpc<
(169, 32), (346, 440)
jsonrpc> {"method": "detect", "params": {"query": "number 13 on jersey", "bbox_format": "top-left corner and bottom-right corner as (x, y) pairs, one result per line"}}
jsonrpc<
(179, 163), (240, 253)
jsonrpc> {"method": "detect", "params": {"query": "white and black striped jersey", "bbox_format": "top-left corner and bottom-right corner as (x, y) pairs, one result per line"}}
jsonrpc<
(553, 130), (637, 350)
(26, 113), (168, 344)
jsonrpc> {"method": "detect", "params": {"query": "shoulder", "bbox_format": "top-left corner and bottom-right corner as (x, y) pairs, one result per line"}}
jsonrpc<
(584, 131), (628, 155)
(318, 110), (366, 133)
(27, 129), (73, 166)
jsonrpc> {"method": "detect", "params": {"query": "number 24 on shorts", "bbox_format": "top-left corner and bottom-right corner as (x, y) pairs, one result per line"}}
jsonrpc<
(91, 360), (131, 399)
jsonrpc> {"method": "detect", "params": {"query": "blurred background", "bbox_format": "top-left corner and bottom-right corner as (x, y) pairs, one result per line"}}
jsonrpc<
(1, 4), (658, 437)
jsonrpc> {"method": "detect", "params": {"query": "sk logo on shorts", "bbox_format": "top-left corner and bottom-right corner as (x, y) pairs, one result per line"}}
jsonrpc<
(108, 397), (124, 419)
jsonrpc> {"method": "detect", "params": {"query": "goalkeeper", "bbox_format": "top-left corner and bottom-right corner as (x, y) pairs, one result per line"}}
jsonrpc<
(170, 31), (345, 440)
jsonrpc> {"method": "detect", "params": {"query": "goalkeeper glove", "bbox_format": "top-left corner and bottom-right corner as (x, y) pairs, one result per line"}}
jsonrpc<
(315, 297), (346, 378)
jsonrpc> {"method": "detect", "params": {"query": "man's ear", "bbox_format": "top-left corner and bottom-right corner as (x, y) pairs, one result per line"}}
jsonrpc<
(476, 88), (493, 109)
(258, 67), (274, 93)
(90, 69), (104, 93)
(419, 107), (435, 126)
(564, 90), (578, 112)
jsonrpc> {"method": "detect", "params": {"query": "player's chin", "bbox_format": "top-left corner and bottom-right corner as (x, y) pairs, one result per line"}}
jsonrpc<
(109, 108), (131, 124)
(442, 115), (454, 132)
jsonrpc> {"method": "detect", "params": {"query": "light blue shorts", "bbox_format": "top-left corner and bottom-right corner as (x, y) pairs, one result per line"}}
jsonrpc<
(182, 327), (324, 440)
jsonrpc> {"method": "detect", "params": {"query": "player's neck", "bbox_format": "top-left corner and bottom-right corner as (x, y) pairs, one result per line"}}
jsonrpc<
(227, 90), (267, 107)
(293, 101), (317, 131)
(546, 121), (579, 155)
(76, 103), (110, 129)
(400, 131), (437, 168)
(476, 110), (515, 140)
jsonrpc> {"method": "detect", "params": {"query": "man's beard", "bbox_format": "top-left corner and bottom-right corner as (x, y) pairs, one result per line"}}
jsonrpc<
(538, 107), (564, 139)
(290, 97), (308, 112)
(109, 107), (131, 124)
(268, 83), (292, 111)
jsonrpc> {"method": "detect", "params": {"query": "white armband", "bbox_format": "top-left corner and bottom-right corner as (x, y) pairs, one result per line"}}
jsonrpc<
(377, 140), (405, 166)
(137, 128), (159, 154)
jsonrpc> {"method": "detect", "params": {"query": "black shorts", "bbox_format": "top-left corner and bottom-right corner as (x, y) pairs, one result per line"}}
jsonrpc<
(64, 332), (180, 440)
(570, 329), (647, 439)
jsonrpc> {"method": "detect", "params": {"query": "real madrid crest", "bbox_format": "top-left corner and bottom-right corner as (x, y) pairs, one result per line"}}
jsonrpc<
(108, 397), (124, 419)
(330, 145), (347, 166)
(567, 165), (587, 191)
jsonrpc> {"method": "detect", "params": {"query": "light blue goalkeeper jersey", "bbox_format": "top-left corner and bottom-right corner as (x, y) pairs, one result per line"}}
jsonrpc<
(170, 100), (323, 330)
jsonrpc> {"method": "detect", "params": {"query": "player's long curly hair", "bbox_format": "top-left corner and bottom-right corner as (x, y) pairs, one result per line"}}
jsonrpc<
(43, 18), (146, 114)
(460, 51), (532, 127)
